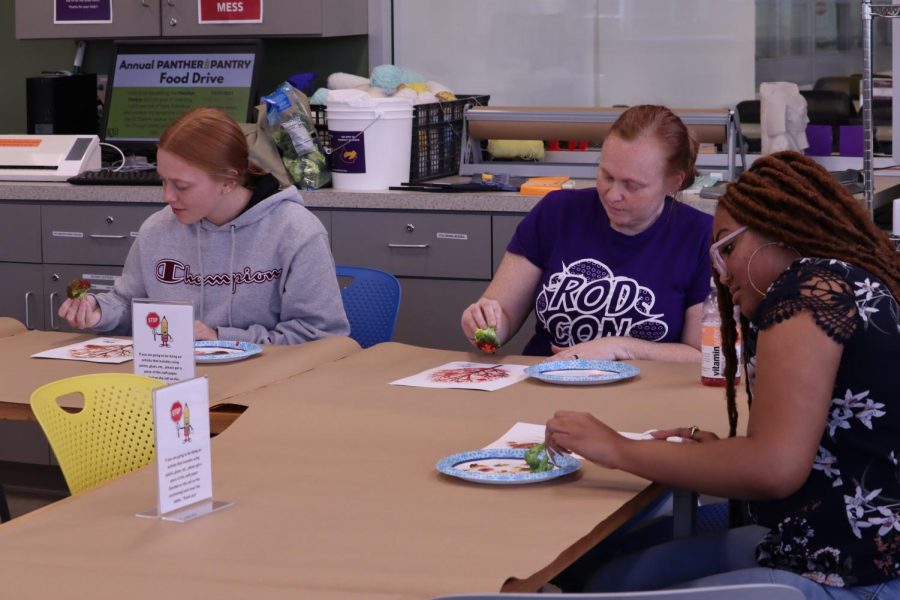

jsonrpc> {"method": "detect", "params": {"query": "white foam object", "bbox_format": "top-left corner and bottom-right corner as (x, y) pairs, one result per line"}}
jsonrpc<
(760, 82), (810, 155)
(327, 72), (370, 90)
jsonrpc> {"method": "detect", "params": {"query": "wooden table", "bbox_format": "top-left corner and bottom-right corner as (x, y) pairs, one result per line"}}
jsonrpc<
(0, 343), (741, 599)
(0, 326), (361, 434)
(0, 317), (26, 338)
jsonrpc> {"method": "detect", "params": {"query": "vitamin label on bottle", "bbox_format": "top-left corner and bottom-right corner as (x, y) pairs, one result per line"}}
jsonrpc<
(701, 325), (724, 379)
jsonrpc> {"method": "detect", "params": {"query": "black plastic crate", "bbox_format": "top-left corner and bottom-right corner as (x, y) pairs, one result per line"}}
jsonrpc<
(312, 94), (489, 184)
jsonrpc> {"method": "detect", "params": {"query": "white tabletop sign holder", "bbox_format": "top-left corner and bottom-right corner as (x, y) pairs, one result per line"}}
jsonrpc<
(137, 376), (233, 523)
(132, 299), (195, 384)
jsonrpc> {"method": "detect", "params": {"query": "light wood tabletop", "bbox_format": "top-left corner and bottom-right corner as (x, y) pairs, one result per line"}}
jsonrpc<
(0, 325), (360, 433)
(0, 342), (743, 599)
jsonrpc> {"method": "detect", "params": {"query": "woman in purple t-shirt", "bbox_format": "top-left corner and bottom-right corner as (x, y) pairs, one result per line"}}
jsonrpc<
(461, 105), (712, 359)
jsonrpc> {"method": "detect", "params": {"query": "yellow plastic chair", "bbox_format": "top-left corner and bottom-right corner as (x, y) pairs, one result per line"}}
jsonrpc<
(30, 373), (165, 495)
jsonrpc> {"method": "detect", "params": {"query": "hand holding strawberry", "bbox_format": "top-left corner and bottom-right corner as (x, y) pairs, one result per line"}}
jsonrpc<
(474, 326), (501, 354)
(66, 278), (91, 301)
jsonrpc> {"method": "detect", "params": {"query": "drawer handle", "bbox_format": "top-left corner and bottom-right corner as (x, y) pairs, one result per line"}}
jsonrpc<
(387, 243), (429, 249)
(49, 292), (60, 331)
(24, 291), (35, 330)
(89, 234), (127, 240)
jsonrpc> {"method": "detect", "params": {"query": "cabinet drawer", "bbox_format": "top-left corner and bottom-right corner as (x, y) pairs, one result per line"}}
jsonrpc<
(332, 212), (491, 279)
(42, 205), (159, 266)
(0, 203), (41, 262)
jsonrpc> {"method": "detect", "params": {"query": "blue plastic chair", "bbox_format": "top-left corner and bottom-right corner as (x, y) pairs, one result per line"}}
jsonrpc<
(336, 266), (401, 349)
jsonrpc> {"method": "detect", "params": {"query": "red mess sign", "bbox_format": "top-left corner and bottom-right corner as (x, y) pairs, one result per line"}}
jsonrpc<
(198, 0), (263, 23)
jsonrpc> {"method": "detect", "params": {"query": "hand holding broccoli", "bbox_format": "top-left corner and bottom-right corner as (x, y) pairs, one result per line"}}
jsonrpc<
(524, 443), (554, 473)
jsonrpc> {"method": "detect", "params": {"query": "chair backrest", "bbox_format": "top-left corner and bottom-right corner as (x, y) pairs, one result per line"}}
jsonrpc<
(336, 265), (401, 349)
(431, 583), (805, 600)
(813, 74), (862, 101)
(798, 90), (856, 124)
(30, 373), (165, 495)
(735, 99), (760, 124)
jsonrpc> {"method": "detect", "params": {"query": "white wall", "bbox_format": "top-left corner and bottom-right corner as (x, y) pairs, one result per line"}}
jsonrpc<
(394, 0), (755, 109)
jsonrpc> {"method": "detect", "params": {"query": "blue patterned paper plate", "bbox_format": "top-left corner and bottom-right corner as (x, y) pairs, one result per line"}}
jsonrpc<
(194, 340), (262, 363)
(436, 448), (581, 485)
(525, 359), (640, 386)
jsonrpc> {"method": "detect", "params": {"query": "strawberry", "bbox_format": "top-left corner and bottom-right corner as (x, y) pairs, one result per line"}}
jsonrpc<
(474, 326), (501, 354)
(66, 278), (91, 300)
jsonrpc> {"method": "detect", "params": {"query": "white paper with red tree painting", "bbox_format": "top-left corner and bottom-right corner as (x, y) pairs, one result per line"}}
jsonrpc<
(389, 361), (528, 391)
(31, 337), (133, 364)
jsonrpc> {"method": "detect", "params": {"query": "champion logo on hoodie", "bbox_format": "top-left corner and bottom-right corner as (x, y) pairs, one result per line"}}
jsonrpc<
(155, 259), (283, 294)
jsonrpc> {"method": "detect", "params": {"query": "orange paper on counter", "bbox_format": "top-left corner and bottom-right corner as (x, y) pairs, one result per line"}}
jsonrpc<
(520, 176), (571, 196)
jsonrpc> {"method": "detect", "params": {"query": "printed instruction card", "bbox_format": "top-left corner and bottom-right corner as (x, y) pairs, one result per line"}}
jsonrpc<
(154, 377), (212, 515)
(132, 299), (194, 384)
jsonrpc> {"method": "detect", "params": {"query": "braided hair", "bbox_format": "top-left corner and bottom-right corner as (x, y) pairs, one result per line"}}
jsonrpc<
(716, 151), (900, 436)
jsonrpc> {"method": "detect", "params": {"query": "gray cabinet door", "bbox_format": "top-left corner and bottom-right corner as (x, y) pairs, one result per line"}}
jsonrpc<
(161, 0), (366, 37)
(491, 214), (525, 274)
(310, 209), (332, 248)
(42, 204), (158, 266)
(0, 203), (42, 263)
(0, 422), (51, 465)
(42, 264), (123, 333)
(393, 278), (488, 351)
(393, 277), (537, 354)
(15, 0), (161, 39)
(0, 263), (44, 330)
(332, 211), (492, 279)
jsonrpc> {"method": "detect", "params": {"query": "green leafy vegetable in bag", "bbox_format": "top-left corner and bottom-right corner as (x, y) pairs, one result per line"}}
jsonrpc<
(263, 83), (331, 190)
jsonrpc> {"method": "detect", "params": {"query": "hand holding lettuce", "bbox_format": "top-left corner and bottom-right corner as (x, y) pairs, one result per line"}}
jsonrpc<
(263, 83), (331, 190)
(524, 443), (554, 473)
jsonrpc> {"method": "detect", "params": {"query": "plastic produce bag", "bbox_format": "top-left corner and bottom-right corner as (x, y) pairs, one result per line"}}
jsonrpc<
(262, 82), (331, 190)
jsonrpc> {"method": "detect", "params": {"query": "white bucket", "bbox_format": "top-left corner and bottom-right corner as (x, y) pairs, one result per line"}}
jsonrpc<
(326, 97), (413, 191)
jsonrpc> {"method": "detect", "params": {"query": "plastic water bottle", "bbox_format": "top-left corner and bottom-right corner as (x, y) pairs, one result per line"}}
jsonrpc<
(700, 281), (741, 387)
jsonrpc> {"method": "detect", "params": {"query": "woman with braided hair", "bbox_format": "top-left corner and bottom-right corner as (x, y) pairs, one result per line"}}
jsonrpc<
(544, 151), (900, 598)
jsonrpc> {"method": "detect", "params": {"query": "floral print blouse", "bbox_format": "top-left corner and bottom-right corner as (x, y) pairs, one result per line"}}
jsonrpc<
(746, 258), (900, 588)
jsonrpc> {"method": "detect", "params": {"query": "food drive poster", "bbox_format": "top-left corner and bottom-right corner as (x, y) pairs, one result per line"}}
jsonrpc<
(132, 300), (194, 385)
(105, 51), (255, 141)
(153, 377), (213, 516)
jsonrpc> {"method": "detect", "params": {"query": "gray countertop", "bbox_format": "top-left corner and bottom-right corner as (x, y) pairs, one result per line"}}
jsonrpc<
(0, 179), (719, 214)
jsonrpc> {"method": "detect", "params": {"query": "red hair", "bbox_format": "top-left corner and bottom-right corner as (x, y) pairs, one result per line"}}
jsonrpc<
(608, 105), (699, 190)
(158, 107), (263, 184)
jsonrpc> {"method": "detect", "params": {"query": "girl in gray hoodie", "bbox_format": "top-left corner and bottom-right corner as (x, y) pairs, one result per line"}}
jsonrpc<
(58, 107), (349, 345)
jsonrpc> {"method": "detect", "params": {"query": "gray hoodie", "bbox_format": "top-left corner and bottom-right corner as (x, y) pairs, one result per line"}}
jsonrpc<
(94, 186), (349, 344)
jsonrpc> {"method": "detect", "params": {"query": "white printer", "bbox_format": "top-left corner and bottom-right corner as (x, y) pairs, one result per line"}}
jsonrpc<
(0, 134), (100, 182)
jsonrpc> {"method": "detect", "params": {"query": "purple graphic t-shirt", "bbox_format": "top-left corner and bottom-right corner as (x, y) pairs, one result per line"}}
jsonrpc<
(508, 187), (712, 356)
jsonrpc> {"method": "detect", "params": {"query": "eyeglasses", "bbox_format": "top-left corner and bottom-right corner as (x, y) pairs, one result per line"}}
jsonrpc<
(710, 225), (749, 280)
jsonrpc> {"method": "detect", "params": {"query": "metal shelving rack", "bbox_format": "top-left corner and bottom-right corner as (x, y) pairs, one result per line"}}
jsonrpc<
(862, 0), (898, 219)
